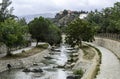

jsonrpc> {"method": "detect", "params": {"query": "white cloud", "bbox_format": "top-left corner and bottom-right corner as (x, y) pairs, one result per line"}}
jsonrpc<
(9, 0), (120, 16)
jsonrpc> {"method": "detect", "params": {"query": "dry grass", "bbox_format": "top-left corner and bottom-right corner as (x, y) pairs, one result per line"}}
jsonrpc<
(0, 44), (49, 60)
(81, 45), (95, 60)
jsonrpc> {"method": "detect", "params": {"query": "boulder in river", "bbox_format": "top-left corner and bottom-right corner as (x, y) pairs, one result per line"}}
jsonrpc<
(67, 75), (81, 79)
(31, 68), (43, 72)
(23, 68), (31, 72)
(44, 56), (53, 59)
(56, 65), (65, 68)
(67, 75), (75, 79)
(23, 68), (43, 73)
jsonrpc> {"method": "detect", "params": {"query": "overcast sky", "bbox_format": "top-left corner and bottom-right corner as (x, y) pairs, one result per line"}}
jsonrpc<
(4, 0), (120, 16)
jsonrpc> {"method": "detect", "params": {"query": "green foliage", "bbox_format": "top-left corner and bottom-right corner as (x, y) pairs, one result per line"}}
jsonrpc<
(73, 69), (84, 76)
(17, 18), (28, 34)
(47, 24), (62, 45)
(36, 44), (49, 49)
(0, 18), (27, 55)
(0, 0), (15, 22)
(28, 17), (50, 45)
(86, 2), (120, 34)
(28, 16), (61, 46)
(65, 18), (96, 47)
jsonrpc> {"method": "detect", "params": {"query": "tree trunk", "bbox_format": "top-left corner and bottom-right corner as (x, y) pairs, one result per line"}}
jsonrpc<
(79, 38), (82, 48)
(36, 40), (39, 46)
(6, 47), (12, 56)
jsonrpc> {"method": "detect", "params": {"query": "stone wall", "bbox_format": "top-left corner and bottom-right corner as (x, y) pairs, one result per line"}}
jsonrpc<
(0, 50), (49, 72)
(93, 37), (120, 59)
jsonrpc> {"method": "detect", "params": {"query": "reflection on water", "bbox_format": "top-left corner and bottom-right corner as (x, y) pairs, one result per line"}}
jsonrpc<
(0, 45), (72, 79)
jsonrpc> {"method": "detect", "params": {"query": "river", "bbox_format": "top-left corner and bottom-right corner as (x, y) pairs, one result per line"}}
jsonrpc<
(0, 44), (73, 79)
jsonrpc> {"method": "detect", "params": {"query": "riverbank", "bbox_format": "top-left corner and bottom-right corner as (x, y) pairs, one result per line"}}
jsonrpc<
(73, 44), (100, 79)
(0, 49), (50, 72)
(0, 44), (73, 79)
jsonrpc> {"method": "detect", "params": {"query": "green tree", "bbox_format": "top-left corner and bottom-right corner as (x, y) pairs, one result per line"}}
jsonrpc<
(28, 17), (50, 46)
(28, 17), (62, 46)
(47, 24), (62, 45)
(0, 18), (26, 56)
(65, 19), (96, 47)
(86, 2), (120, 34)
(17, 18), (28, 34)
(0, 0), (15, 22)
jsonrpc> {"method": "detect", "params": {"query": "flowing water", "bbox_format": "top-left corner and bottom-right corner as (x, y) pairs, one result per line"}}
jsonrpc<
(0, 44), (73, 79)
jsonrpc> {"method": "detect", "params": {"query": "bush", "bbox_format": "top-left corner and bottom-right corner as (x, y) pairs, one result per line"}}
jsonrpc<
(73, 69), (84, 76)
(36, 44), (49, 49)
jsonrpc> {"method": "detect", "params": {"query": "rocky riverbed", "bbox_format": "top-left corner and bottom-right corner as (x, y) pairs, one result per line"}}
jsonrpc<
(0, 44), (78, 79)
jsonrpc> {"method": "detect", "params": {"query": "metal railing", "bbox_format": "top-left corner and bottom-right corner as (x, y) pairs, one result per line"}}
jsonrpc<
(96, 33), (120, 41)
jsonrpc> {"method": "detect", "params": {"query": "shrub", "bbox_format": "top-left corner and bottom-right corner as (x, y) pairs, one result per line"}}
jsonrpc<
(73, 69), (84, 76)
(36, 44), (49, 49)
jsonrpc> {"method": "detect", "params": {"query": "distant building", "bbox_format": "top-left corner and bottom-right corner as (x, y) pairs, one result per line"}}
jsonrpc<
(79, 13), (88, 19)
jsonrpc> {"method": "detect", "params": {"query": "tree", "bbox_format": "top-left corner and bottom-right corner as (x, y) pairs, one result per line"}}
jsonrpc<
(46, 24), (62, 45)
(65, 19), (96, 47)
(28, 17), (50, 46)
(0, 18), (26, 56)
(0, 0), (15, 22)
(28, 16), (62, 46)
(86, 2), (120, 34)
(17, 18), (28, 34)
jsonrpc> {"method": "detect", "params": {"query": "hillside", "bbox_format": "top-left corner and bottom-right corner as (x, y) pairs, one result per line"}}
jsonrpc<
(53, 10), (88, 26)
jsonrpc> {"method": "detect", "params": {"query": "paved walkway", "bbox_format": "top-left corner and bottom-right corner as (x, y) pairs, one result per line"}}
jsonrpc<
(90, 43), (120, 79)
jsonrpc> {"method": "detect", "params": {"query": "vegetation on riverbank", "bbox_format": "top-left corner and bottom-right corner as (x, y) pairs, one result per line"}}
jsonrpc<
(65, 19), (96, 47)
(86, 2), (120, 34)
(73, 69), (84, 77)
(75, 43), (102, 79)
(81, 45), (95, 60)
(87, 44), (102, 78)
(28, 17), (62, 46)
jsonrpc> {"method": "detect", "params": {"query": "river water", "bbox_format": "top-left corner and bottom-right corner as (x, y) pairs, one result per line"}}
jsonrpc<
(0, 45), (73, 79)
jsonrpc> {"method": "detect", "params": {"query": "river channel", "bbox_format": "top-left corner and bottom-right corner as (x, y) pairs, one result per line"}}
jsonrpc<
(0, 44), (74, 79)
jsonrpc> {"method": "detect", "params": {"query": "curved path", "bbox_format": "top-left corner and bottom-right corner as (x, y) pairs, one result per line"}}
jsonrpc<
(90, 43), (120, 79)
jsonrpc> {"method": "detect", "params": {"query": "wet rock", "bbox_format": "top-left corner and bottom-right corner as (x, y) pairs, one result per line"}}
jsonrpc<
(23, 68), (31, 72)
(22, 50), (26, 53)
(56, 65), (65, 68)
(23, 68), (43, 73)
(33, 63), (38, 66)
(70, 63), (76, 67)
(31, 68), (43, 72)
(51, 48), (61, 52)
(67, 48), (74, 50)
(54, 49), (61, 52)
(44, 56), (53, 59)
(65, 64), (71, 68)
(67, 76), (75, 79)
(38, 63), (46, 67)
(49, 52), (54, 55)
(75, 75), (81, 79)
(67, 75), (81, 79)
(72, 53), (79, 56)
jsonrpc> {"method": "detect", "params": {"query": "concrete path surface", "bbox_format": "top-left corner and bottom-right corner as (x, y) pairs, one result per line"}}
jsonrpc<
(89, 43), (120, 79)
